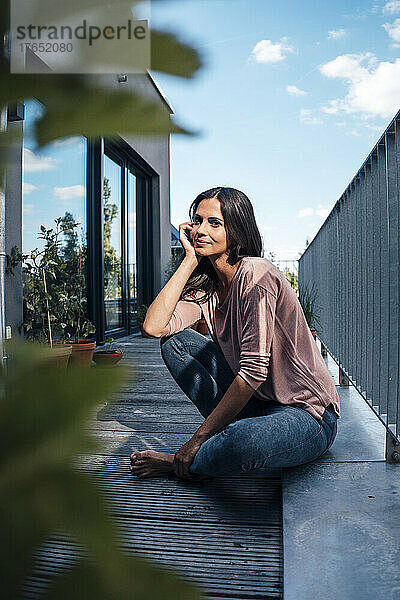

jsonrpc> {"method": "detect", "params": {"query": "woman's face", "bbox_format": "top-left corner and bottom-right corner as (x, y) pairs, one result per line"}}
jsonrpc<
(191, 196), (228, 258)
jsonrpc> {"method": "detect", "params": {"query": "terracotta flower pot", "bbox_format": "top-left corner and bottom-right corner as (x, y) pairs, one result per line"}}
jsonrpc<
(44, 343), (72, 369)
(92, 350), (123, 367)
(68, 340), (96, 367)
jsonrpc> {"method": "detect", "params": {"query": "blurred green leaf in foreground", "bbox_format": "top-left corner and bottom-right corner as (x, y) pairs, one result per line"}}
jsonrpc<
(0, 342), (201, 600)
(0, 0), (204, 183)
(0, 3), (205, 596)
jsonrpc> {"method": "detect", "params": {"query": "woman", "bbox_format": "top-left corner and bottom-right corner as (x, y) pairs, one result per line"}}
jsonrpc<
(130, 187), (340, 480)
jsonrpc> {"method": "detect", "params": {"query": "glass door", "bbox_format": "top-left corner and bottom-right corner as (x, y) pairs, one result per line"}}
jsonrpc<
(103, 154), (123, 332)
(127, 170), (138, 330)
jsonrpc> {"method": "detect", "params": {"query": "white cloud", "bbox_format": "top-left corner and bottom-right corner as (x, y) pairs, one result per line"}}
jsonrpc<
(53, 185), (86, 201)
(23, 148), (57, 173)
(259, 224), (279, 232)
(383, 1), (400, 14)
(298, 205), (331, 219)
(298, 207), (314, 217)
(320, 52), (375, 79)
(51, 136), (82, 147)
(315, 206), (331, 218)
(382, 18), (400, 41)
(250, 38), (294, 64)
(286, 84), (308, 96)
(300, 108), (323, 125)
(328, 28), (346, 40)
(320, 53), (400, 119)
(22, 182), (38, 195)
(23, 204), (34, 215)
(364, 122), (385, 132)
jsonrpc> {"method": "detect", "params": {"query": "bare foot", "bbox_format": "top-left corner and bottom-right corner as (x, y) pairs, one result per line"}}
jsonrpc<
(130, 450), (175, 478)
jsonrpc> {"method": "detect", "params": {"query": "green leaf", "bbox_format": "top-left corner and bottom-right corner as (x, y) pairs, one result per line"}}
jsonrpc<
(34, 87), (197, 147)
(151, 29), (203, 79)
(0, 341), (200, 600)
(42, 554), (202, 600)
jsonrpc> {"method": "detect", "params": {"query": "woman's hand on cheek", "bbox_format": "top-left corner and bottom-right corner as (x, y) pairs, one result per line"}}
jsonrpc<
(173, 437), (203, 480)
(179, 222), (198, 262)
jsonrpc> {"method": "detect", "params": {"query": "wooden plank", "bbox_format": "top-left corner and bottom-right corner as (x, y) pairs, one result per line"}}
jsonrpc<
(23, 336), (283, 600)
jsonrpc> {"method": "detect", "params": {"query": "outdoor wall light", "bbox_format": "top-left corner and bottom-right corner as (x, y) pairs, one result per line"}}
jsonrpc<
(7, 101), (25, 121)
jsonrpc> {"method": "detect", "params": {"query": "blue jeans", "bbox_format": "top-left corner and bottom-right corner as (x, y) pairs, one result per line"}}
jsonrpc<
(160, 328), (338, 477)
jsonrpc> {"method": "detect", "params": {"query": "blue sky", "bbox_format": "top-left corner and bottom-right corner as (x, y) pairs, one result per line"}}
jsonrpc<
(22, 100), (87, 253)
(150, 0), (400, 259)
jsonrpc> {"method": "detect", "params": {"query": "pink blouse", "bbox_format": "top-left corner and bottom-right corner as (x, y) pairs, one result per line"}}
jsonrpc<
(163, 257), (340, 423)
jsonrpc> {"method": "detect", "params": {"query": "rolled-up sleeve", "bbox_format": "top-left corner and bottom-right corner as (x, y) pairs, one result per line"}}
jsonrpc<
(237, 284), (277, 390)
(162, 300), (202, 336)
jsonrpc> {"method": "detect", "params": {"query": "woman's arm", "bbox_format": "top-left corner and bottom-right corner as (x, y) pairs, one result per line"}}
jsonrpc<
(143, 222), (199, 337)
(192, 375), (254, 441)
(173, 375), (254, 479)
(173, 282), (279, 479)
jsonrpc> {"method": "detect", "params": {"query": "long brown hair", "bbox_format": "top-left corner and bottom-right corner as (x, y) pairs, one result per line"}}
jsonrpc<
(181, 187), (262, 303)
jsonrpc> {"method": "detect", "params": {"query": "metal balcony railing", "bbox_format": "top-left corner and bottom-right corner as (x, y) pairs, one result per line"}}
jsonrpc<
(298, 110), (400, 463)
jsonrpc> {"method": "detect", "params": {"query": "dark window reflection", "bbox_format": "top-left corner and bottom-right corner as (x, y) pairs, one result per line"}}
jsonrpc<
(128, 171), (137, 326)
(103, 155), (122, 331)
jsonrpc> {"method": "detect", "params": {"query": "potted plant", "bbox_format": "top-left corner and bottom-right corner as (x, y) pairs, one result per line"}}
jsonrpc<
(7, 215), (96, 366)
(6, 223), (74, 368)
(298, 282), (321, 339)
(61, 289), (96, 367)
(46, 214), (96, 367)
(64, 317), (96, 367)
(92, 337), (123, 367)
(137, 304), (152, 337)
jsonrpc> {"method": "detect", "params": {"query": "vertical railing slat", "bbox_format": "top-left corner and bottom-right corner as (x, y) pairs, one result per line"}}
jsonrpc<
(378, 141), (389, 419)
(371, 149), (380, 411)
(298, 111), (400, 457)
(386, 131), (399, 431)
(365, 159), (374, 405)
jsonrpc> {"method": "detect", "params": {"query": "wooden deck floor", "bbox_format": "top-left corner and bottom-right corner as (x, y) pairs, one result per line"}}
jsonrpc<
(24, 335), (283, 600)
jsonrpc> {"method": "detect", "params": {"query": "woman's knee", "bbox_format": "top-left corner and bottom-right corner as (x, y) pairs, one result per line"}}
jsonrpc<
(160, 328), (208, 364)
(161, 329), (188, 362)
(189, 423), (249, 477)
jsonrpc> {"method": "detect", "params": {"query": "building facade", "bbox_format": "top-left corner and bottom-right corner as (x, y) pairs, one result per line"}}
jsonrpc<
(5, 72), (172, 343)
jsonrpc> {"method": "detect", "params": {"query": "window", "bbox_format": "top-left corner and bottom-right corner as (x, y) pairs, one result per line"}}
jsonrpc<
(22, 100), (87, 257)
(103, 154), (123, 332)
(128, 170), (137, 325)
(21, 99), (88, 339)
